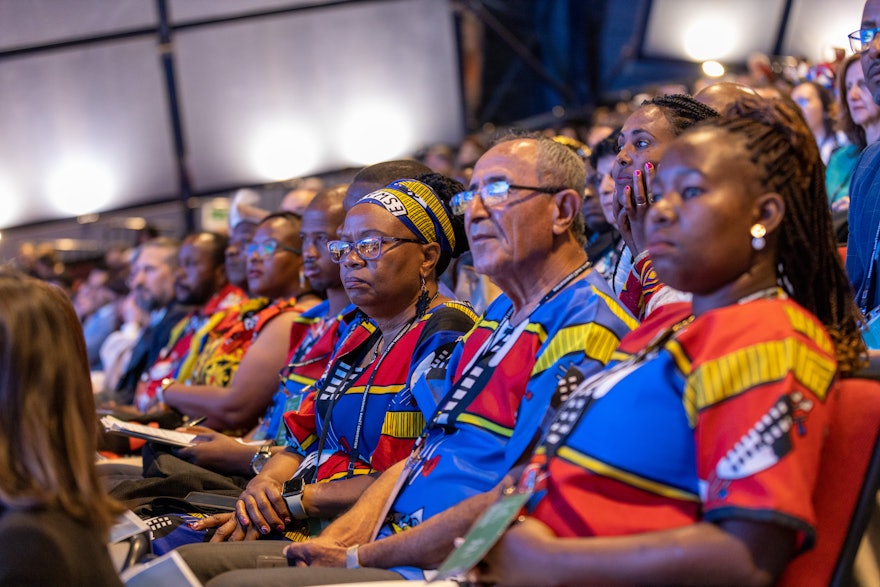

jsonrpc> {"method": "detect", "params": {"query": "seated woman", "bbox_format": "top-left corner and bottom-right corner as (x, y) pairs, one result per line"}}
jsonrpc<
(199, 176), (477, 541)
(473, 96), (865, 586)
(826, 53), (880, 218)
(0, 270), (125, 585)
(610, 94), (719, 320)
(157, 212), (322, 431)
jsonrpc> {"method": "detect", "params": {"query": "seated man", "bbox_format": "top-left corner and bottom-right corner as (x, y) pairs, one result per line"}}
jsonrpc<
(157, 212), (321, 432)
(177, 135), (638, 585)
(134, 231), (247, 414)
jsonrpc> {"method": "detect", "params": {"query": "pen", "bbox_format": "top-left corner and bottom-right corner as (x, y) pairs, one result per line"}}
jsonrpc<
(186, 416), (207, 427)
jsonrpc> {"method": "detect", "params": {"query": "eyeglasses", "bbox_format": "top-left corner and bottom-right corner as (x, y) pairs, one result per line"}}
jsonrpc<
(246, 239), (302, 259)
(849, 27), (880, 53)
(327, 236), (422, 263)
(450, 181), (565, 215)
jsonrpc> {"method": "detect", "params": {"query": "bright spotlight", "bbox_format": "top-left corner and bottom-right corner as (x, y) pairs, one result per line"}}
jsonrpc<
(684, 18), (736, 61)
(702, 60), (726, 78)
(251, 122), (320, 182)
(47, 157), (114, 217)
(337, 101), (412, 166)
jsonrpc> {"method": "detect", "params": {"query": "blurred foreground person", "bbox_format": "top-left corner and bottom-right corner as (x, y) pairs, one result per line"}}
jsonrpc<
(0, 270), (125, 586)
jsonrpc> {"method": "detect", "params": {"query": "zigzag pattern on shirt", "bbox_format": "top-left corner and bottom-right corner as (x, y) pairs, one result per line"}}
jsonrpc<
(682, 338), (835, 426)
(380, 410), (427, 440)
(533, 322), (626, 376)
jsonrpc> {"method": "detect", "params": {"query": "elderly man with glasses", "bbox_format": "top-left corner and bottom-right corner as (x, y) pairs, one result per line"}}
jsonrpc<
(846, 0), (880, 332)
(176, 135), (638, 586)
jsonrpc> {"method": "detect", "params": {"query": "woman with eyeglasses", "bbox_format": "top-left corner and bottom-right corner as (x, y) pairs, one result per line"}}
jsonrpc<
(201, 176), (477, 543)
(156, 212), (322, 432)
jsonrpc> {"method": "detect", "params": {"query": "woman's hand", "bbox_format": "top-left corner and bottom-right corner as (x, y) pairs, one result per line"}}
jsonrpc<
(471, 517), (559, 587)
(234, 473), (291, 536)
(203, 511), (264, 543)
(175, 427), (256, 475)
(614, 162), (655, 256)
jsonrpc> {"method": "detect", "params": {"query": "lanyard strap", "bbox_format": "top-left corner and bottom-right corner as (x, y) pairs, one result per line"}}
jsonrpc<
(431, 261), (591, 431)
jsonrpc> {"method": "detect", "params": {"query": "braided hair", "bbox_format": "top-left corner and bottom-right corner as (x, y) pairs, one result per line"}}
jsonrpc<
(643, 94), (720, 135)
(708, 96), (866, 374)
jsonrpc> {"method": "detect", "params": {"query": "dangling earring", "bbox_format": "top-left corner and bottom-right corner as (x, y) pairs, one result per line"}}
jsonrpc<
(415, 274), (430, 317)
(299, 268), (307, 290)
(750, 224), (767, 251)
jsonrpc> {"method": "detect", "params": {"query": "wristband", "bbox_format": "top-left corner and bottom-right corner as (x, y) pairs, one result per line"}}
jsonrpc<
(284, 491), (309, 520)
(345, 545), (361, 569)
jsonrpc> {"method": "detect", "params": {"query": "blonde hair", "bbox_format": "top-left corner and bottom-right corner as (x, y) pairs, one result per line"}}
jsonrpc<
(0, 270), (123, 536)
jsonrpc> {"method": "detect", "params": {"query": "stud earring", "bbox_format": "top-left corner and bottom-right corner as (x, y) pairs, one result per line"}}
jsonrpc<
(750, 224), (767, 251)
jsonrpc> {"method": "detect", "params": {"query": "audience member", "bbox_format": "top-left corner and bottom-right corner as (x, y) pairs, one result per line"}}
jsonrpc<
(589, 130), (627, 286)
(226, 219), (259, 294)
(694, 80), (760, 112)
(847, 0), (880, 315)
(75, 264), (126, 369)
(280, 177), (323, 215)
(177, 134), (637, 585)
(111, 237), (191, 406)
(0, 270), (124, 586)
(342, 160), (433, 210)
(612, 94), (718, 320)
(791, 80), (843, 165)
(827, 53), (880, 214)
(98, 290), (150, 395)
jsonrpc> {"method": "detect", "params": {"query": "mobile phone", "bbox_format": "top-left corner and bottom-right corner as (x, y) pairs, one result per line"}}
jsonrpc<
(184, 491), (239, 512)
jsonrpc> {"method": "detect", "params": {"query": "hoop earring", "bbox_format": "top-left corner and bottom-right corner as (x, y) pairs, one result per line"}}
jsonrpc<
(751, 224), (767, 251)
(415, 274), (430, 317)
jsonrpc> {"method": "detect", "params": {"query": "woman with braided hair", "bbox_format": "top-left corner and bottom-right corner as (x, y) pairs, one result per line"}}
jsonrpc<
(611, 93), (719, 319)
(472, 95), (865, 586)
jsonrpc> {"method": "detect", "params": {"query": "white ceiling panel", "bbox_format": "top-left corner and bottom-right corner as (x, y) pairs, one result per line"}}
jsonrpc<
(0, 0), (154, 50)
(0, 38), (177, 228)
(174, 0), (462, 191)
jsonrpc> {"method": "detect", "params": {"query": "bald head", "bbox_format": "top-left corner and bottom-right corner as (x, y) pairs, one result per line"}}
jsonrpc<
(694, 82), (760, 114)
(344, 159), (432, 210)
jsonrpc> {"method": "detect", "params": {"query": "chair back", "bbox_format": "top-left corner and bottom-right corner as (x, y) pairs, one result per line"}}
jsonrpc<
(778, 377), (880, 586)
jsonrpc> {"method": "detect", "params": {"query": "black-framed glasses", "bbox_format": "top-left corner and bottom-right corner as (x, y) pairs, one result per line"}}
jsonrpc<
(246, 239), (302, 259)
(327, 236), (422, 263)
(849, 27), (880, 53)
(450, 180), (566, 215)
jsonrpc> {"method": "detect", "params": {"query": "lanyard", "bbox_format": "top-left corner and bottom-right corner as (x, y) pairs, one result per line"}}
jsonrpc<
(431, 261), (591, 431)
(310, 312), (418, 481)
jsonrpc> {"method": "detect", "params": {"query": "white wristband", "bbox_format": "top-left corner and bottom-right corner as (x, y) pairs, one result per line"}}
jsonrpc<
(284, 491), (309, 520)
(345, 544), (361, 569)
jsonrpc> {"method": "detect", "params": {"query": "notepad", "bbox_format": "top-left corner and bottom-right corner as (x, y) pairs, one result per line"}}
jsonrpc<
(100, 415), (196, 448)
